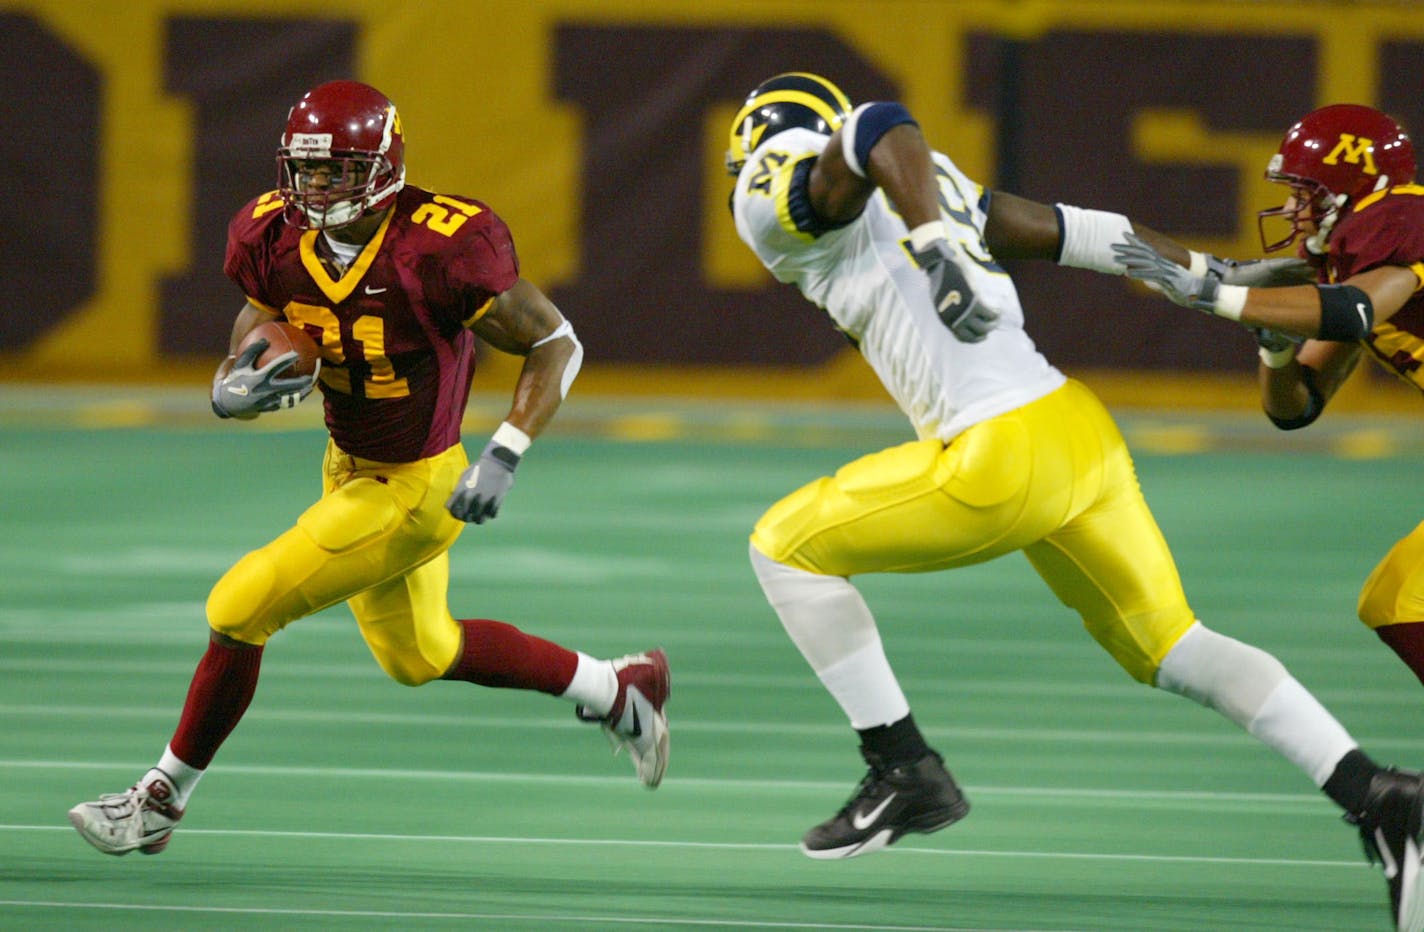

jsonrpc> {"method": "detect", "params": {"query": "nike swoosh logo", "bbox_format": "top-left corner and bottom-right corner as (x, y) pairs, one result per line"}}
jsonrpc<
(1357, 303), (1370, 330)
(365, 285), (388, 295)
(628, 704), (642, 738)
(851, 793), (896, 830)
(226, 384), (249, 396)
(462, 466), (481, 489)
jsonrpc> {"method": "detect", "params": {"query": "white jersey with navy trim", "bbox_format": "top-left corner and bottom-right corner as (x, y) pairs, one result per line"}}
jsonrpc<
(730, 127), (1065, 443)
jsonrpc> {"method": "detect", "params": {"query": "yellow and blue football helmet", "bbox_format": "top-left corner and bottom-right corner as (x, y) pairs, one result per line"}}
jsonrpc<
(725, 72), (853, 176)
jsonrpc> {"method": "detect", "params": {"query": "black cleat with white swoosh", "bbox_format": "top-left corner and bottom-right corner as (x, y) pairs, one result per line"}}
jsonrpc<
(1350, 766), (1424, 932)
(800, 749), (968, 859)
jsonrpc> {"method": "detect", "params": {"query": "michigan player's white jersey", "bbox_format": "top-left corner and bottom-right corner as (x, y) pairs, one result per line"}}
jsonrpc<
(731, 127), (1065, 443)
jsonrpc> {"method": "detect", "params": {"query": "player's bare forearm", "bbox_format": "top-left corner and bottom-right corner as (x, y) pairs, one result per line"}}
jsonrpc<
(506, 337), (576, 439)
(471, 278), (575, 439)
(1239, 265), (1416, 337)
(985, 190), (1190, 265)
(1259, 339), (1360, 421)
(215, 302), (279, 380)
(859, 124), (941, 229)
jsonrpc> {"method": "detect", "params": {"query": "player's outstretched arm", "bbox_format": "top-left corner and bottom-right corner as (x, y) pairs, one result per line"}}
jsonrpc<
(447, 279), (584, 524)
(1113, 233), (1418, 340)
(987, 192), (1311, 289)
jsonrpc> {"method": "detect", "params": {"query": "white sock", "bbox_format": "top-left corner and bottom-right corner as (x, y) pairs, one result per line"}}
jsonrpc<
(146, 744), (204, 810)
(1157, 622), (1356, 786)
(1247, 678), (1357, 787)
(559, 652), (617, 715)
(818, 640), (912, 729)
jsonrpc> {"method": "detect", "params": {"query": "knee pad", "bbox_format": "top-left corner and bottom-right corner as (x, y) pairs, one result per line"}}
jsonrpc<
(206, 548), (282, 645)
(369, 650), (443, 687)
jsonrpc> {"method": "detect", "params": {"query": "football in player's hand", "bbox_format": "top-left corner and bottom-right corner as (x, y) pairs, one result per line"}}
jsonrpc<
(239, 320), (321, 377)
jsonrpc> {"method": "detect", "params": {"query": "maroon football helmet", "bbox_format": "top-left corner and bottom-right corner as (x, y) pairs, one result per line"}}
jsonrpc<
(277, 80), (406, 230)
(1258, 103), (1415, 253)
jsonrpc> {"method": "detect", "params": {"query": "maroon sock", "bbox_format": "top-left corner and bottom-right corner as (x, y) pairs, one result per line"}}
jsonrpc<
(169, 634), (264, 770)
(1376, 622), (1424, 688)
(442, 619), (578, 694)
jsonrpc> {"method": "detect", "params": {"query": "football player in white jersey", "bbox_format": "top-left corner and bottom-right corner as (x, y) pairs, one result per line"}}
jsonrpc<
(727, 73), (1424, 928)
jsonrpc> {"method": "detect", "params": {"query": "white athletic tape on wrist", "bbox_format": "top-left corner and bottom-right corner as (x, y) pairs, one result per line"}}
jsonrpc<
(1259, 343), (1298, 369)
(908, 220), (948, 252)
(492, 421), (532, 454)
(1213, 284), (1247, 321)
(1188, 250), (1209, 277)
(1056, 204), (1134, 274)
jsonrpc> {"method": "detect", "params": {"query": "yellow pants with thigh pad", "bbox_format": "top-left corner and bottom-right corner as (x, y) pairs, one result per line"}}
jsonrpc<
(206, 440), (469, 685)
(750, 380), (1196, 683)
(1358, 519), (1424, 629)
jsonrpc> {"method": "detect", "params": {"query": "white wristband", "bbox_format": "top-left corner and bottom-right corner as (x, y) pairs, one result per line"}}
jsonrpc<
(1188, 250), (1209, 277)
(1259, 343), (1298, 369)
(908, 220), (948, 252)
(1056, 204), (1134, 275)
(492, 421), (532, 454)
(1213, 284), (1248, 321)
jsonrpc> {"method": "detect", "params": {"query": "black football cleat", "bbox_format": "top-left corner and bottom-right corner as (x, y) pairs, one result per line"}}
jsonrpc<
(1350, 766), (1424, 932)
(801, 749), (969, 859)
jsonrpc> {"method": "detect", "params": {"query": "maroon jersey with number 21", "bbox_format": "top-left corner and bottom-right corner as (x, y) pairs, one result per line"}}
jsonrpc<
(224, 184), (520, 462)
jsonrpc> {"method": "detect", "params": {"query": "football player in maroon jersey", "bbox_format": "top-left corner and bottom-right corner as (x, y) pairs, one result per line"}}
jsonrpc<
(1111, 103), (1424, 931)
(67, 81), (670, 858)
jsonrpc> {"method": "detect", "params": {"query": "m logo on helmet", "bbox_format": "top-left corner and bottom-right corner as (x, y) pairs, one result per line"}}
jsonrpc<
(1323, 134), (1378, 176)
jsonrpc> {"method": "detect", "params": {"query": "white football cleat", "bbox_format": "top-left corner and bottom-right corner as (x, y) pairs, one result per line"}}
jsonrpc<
(68, 776), (184, 856)
(577, 648), (670, 789)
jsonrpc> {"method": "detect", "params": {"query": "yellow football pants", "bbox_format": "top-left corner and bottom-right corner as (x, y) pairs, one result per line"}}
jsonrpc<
(205, 440), (469, 685)
(751, 379), (1197, 683)
(1358, 519), (1424, 628)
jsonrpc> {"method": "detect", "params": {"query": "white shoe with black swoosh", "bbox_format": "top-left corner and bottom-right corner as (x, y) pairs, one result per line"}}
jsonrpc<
(800, 750), (968, 859)
(68, 776), (184, 856)
(576, 649), (670, 789)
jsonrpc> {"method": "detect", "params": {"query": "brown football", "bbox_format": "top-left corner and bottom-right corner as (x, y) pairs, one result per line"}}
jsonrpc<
(238, 320), (321, 377)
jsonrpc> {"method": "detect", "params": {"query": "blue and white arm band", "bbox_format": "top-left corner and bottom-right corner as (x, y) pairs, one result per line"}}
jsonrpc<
(841, 102), (918, 178)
